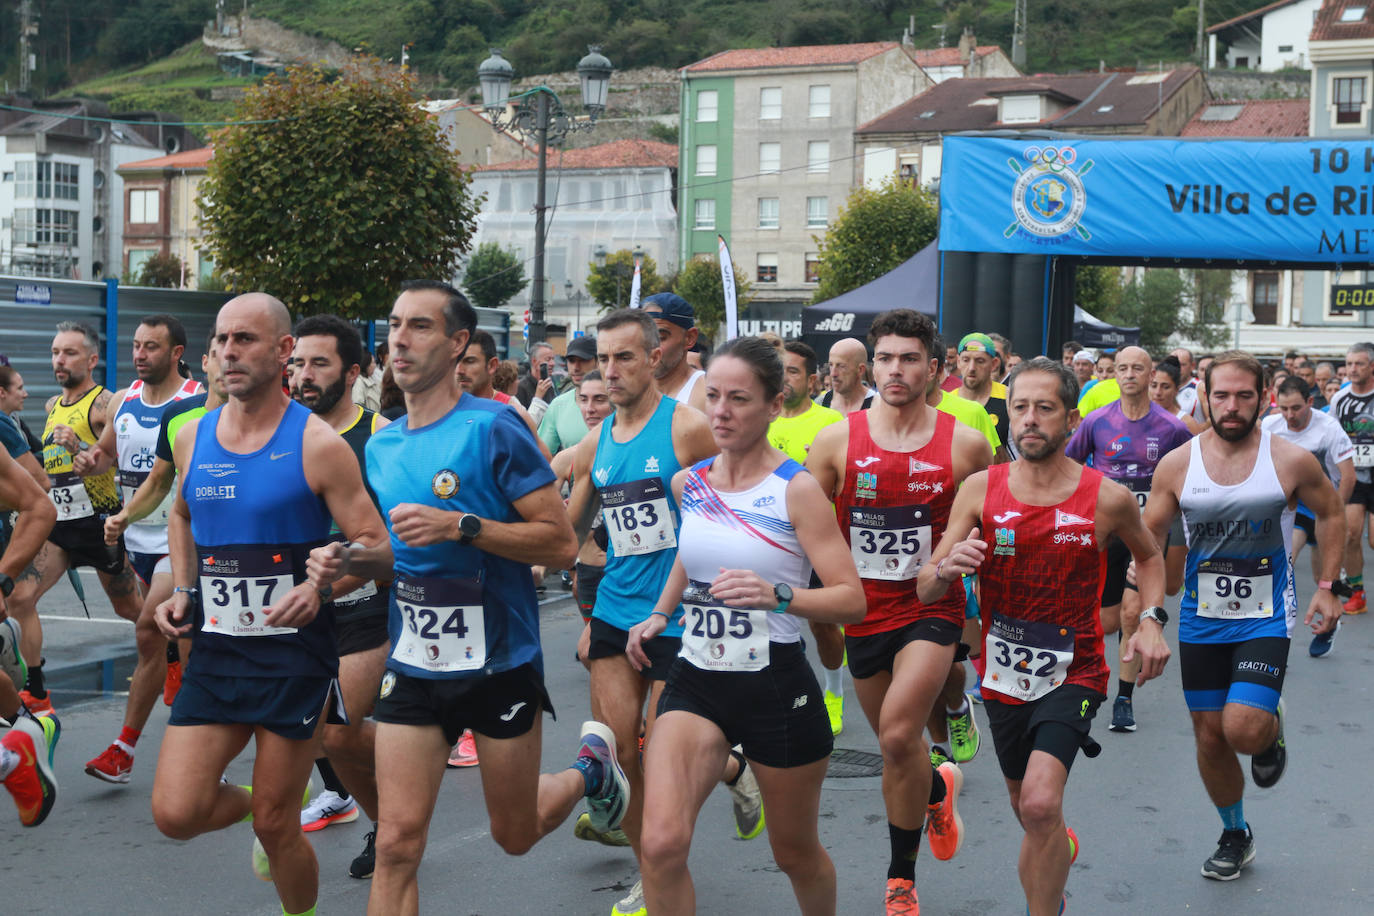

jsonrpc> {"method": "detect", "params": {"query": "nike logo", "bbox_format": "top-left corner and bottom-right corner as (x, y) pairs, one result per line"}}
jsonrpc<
(302, 714), (317, 726)
(993, 511), (1022, 523)
(270, 451), (294, 461)
(499, 701), (528, 722)
(854, 456), (880, 468)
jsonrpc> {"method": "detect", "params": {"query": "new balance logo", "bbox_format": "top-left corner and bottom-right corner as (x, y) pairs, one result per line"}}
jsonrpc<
(993, 510), (1022, 524)
(1055, 509), (1092, 528)
(854, 456), (880, 468)
(792, 695), (808, 709)
(499, 701), (528, 722)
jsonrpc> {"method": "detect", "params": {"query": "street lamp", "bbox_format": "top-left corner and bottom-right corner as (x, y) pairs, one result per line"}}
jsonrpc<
(565, 279), (585, 336)
(481, 47), (613, 346)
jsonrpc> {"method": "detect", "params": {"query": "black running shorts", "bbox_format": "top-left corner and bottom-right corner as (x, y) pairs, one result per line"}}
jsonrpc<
(845, 618), (962, 681)
(372, 663), (552, 747)
(983, 684), (1105, 782)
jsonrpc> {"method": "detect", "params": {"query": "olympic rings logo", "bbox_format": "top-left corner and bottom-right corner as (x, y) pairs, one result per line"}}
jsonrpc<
(1023, 146), (1077, 172)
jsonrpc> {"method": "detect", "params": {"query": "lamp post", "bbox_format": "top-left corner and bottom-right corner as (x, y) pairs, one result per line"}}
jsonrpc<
(565, 279), (585, 336)
(480, 47), (613, 347)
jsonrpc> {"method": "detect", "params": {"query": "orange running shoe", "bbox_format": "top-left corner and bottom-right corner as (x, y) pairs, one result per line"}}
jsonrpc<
(884, 877), (919, 915)
(85, 743), (133, 784)
(1343, 588), (1366, 614)
(163, 659), (183, 707)
(925, 761), (965, 861)
(2, 718), (57, 826)
(17, 690), (54, 718)
(1067, 825), (1079, 864)
(447, 729), (478, 768)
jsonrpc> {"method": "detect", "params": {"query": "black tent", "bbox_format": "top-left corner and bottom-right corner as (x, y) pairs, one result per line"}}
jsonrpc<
(1072, 306), (1139, 351)
(802, 240), (938, 356)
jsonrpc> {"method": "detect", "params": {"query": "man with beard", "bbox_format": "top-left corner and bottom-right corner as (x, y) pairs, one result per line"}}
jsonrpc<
(71, 315), (202, 782)
(7, 322), (144, 717)
(1143, 351), (1344, 882)
(1327, 341), (1374, 614)
(642, 293), (706, 413)
(919, 357), (1168, 916)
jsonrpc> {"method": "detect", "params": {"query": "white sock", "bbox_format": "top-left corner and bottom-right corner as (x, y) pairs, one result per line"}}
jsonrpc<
(947, 697), (969, 717)
(0, 746), (17, 780)
(824, 667), (843, 696)
(114, 739), (135, 756)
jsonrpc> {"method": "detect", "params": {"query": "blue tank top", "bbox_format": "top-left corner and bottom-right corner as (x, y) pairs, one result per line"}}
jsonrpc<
(365, 394), (554, 680)
(591, 395), (685, 633)
(182, 400), (336, 677)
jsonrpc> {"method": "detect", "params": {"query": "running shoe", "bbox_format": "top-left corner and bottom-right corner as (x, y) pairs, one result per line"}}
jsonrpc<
(251, 835), (271, 881)
(1309, 621), (1340, 658)
(1, 717), (56, 827)
(0, 617), (26, 691)
(38, 714), (59, 768)
(17, 690), (54, 717)
(84, 743), (133, 784)
(1251, 700), (1286, 788)
(611, 877), (645, 916)
(884, 877), (919, 915)
(578, 721), (629, 832)
(1333, 577), (1354, 599)
(925, 761), (964, 861)
(349, 828), (376, 879)
(573, 811), (631, 847)
(929, 745), (950, 768)
(447, 729), (478, 768)
(301, 788), (359, 831)
(1342, 587), (1366, 614)
(969, 684), (983, 705)
(1109, 696), (1136, 733)
(163, 658), (182, 707)
(1201, 826), (1255, 880)
(824, 689), (844, 736)
(728, 759), (766, 840)
(1067, 825), (1079, 865)
(948, 703), (980, 763)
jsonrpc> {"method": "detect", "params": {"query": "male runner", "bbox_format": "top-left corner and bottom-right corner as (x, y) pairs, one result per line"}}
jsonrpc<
(306, 280), (625, 916)
(920, 356), (1170, 916)
(1144, 350), (1344, 882)
(539, 334), (599, 455)
(150, 293), (388, 916)
(1263, 375), (1355, 657)
(820, 337), (874, 414)
(641, 293), (706, 413)
(457, 330), (549, 456)
(955, 333), (1010, 452)
(73, 315), (202, 783)
(1066, 345), (1191, 734)
(808, 309), (991, 914)
(1327, 341), (1374, 613)
(8, 321), (144, 715)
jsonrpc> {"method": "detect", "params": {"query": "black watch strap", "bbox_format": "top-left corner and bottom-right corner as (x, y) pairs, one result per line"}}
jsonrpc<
(0, 573), (14, 598)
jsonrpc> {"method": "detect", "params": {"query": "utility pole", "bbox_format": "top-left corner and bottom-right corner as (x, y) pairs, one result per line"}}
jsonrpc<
(18, 0), (38, 94)
(1012, 0), (1027, 69)
(1197, 0), (1207, 69)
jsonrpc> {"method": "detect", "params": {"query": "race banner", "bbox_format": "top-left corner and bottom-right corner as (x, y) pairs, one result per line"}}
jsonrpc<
(718, 234), (738, 339)
(628, 253), (642, 309)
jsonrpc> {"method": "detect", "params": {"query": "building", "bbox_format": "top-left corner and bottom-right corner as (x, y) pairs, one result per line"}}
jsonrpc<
(913, 34), (1020, 84)
(419, 100), (532, 167)
(115, 147), (215, 287)
(1208, 0), (1323, 71)
(469, 138), (678, 337)
(679, 42), (931, 306)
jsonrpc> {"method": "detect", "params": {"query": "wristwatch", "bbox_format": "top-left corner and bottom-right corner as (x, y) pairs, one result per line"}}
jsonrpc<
(458, 513), (482, 545)
(1140, 606), (1169, 626)
(771, 582), (794, 614)
(0, 573), (14, 598)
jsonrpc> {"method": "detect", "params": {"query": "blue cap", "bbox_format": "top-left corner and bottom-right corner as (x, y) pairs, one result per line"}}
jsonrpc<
(641, 292), (695, 329)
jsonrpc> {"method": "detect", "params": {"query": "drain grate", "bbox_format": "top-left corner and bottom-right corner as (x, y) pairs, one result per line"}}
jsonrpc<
(826, 747), (884, 778)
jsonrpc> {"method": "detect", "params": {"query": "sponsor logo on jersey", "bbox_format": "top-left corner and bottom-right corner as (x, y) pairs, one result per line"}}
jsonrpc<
(380, 671), (396, 698)
(994, 526), (1016, 556)
(432, 469), (459, 499)
(644, 456), (660, 474)
(908, 457), (942, 475)
(908, 480), (945, 494)
(1055, 509), (1092, 528)
(594, 466), (609, 486)
(993, 510), (1022, 523)
(753, 495), (776, 508)
(855, 471), (877, 500)
(854, 456), (880, 468)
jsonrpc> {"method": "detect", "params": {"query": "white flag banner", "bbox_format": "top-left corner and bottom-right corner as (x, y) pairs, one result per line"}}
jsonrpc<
(717, 234), (738, 340)
(628, 255), (643, 309)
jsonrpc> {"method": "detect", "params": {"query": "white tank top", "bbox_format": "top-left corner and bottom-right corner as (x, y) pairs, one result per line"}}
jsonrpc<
(676, 457), (811, 671)
(673, 369), (705, 404)
(114, 377), (203, 555)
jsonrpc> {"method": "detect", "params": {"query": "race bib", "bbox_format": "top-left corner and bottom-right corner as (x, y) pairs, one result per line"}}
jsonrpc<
(1121, 477), (1150, 512)
(390, 575), (486, 673)
(120, 469), (171, 527)
(983, 613), (1074, 702)
(200, 548), (297, 636)
(600, 478), (676, 557)
(48, 472), (93, 521)
(1354, 442), (1374, 468)
(334, 578), (379, 607)
(849, 505), (930, 581)
(1196, 556), (1273, 619)
(680, 579), (769, 672)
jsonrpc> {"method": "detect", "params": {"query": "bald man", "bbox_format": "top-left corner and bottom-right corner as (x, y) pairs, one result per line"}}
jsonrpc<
(1066, 345), (1192, 734)
(820, 338), (874, 415)
(150, 293), (388, 914)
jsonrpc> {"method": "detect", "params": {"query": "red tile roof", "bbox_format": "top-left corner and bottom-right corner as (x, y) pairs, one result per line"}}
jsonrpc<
(684, 42), (904, 73)
(912, 46), (1001, 68)
(117, 146), (213, 171)
(1311, 0), (1374, 41)
(1180, 99), (1309, 137)
(1207, 0), (1302, 34)
(478, 139), (677, 171)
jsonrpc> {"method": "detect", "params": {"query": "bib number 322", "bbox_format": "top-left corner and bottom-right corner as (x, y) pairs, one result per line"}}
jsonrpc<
(983, 613), (1074, 702)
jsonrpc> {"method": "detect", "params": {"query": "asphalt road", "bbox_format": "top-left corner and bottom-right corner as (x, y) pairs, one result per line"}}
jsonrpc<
(8, 570), (1374, 915)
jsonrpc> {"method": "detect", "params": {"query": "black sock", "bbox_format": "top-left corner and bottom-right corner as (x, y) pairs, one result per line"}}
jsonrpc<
(166, 641), (180, 663)
(928, 764), (947, 806)
(26, 661), (46, 699)
(1118, 679), (1135, 700)
(724, 749), (746, 787)
(315, 757), (348, 796)
(887, 822), (922, 881)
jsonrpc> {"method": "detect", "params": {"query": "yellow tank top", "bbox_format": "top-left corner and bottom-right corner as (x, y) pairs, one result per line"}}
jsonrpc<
(42, 385), (121, 515)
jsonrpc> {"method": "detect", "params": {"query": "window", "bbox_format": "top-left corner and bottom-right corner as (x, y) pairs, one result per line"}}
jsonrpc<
(128, 249), (154, 276)
(1336, 77), (1366, 124)
(757, 253), (778, 283)
(53, 163), (78, 200)
(806, 196), (828, 227)
(1234, 57), (1250, 68)
(696, 89), (718, 122)
(13, 161), (77, 200)
(758, 197), (779, 229)
(694, 198), (716, 230)
(1000, 94), (1041, 123)
(1278, 44), (1294, 53)
(808, 85), (831, 118)
(129, 189), (161, 224)
(759, 142), (781, 174)
(804, 253), (821, 283)
(695, 145), (717, 177)
(1252, 272), (1279, 325)
(760, 87), (782, 120)
(1341, 6), (1366, 23)
(807, 141), (829, 174)
(13, 209), (77, 246)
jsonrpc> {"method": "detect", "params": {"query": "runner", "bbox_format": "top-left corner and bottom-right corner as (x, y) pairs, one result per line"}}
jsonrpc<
(305, 280), (625, 916)
(1327, 341), (1374, 614)
(72, 315), (202, 783)
(820, 338), (875, 414)
(954, 333), (1011, 454)
(627, 336), (865, 915)
(7, 322), (144, 716)
(149, 293), (388, 916)
(457, 329), (547, 448)
(919, 356), (1170, 916)
(808, 309), (992, 914)
(1263, 375), (1356, 658)
(641, 293), (706, 413)
(1142, 350), (1344, 882)
(1066, 345), (1191, 734)
(539, 335), (600, 455)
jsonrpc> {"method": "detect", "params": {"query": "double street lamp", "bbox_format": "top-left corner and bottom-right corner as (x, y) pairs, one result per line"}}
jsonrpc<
(480, 47), (613, 346)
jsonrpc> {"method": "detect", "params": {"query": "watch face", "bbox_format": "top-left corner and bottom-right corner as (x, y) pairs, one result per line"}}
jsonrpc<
(460, 514), (481, 537)
(775, 583), (793, 603)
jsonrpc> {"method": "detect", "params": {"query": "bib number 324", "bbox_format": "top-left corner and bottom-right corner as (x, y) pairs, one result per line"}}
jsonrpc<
(391, 576), (486, 673)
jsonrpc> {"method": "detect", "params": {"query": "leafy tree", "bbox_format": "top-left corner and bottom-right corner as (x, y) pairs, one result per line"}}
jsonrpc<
(672, 255), (751, 343)
(137, 252), (185, 288)
(462, 242), (528, 310)
(1074, 263), (1124, 319)
(587, 249), (667, 311)
(812, 178), (939, 305)
(197, 59), (479, 318)
(1098, 268), (1228, 354)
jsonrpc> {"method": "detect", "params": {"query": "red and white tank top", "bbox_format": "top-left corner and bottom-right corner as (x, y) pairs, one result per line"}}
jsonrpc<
(493, 391), (513, 404)
(838, 409), (962, 635)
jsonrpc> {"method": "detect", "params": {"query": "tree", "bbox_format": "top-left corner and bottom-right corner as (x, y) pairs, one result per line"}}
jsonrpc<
(1098, 268), (1229, 354)
(462, 242), (528, 310)
(137, 252), (184, 288)
(1075, 263), (1124, 319)
(672, 256), (751, 343)
(587, 250), (667, 311)
(811, 178), (939, 304)
(198, 59), (480, 318)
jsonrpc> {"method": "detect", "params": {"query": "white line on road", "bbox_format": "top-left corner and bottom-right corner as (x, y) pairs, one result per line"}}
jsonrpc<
(39, 614), (134, 625)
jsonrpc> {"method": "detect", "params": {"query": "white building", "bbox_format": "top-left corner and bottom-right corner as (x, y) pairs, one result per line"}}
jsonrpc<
(1208, 0), (1324, 71)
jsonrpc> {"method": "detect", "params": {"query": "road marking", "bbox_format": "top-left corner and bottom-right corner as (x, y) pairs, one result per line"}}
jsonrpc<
(38, 615), (134, 625)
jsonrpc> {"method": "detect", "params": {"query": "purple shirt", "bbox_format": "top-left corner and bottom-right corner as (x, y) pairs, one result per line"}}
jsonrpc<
(1066, 400), (1192, 505)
